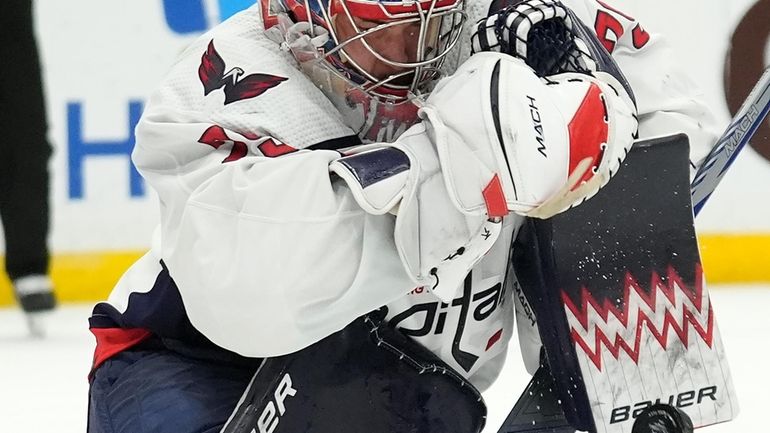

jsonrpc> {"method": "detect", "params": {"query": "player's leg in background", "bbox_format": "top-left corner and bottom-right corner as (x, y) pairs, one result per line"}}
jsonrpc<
(88, 347), (262, 433)
(0, 0), (56, 316)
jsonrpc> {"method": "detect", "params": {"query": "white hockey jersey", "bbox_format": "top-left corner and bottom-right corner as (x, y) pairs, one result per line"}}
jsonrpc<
(90, 0), (717, 390)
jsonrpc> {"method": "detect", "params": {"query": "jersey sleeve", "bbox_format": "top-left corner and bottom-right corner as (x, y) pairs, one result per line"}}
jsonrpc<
(564, 0), (719, 168)
(131, 7), (416, 358)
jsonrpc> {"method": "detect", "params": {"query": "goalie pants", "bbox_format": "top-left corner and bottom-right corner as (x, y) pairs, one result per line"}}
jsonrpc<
(87, 346), (262, 433)
(0, 0), (52, 280)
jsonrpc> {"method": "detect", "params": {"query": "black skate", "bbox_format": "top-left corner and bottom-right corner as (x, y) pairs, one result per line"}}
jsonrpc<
(13, 275), (57, 337)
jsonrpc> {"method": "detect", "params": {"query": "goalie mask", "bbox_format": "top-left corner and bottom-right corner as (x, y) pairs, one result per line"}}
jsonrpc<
(266, 0), (466, 142)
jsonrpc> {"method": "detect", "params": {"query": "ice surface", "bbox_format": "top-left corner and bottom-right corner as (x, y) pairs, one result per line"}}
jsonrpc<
(1, 286), (767, 432)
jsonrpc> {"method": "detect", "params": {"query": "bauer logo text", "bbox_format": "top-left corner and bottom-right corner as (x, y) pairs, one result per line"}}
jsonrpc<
(256, 373), (297, 433)
(609, 385), (717, 424)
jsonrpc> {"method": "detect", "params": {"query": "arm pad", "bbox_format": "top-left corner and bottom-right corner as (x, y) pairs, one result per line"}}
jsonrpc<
(330, 125), (502, 301)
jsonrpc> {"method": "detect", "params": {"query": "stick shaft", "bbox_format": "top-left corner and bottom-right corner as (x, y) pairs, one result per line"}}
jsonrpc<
(691, 67), (770, 215)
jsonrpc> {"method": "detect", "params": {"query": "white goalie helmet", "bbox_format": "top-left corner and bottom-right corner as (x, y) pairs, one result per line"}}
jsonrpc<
(266, 0), (466, 142)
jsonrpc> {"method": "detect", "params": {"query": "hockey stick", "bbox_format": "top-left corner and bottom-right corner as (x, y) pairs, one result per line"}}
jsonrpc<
(691, 67), (770, 215)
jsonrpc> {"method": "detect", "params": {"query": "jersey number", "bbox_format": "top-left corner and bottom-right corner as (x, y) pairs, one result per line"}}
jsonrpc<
(198, 125), (297, 162)
(594, 0), (650, 53)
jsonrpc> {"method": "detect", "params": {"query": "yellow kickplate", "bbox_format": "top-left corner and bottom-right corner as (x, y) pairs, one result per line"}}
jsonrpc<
(0, 234), (768, 307)
(0, 251), (145, 307)
(699, 234), (770, 284)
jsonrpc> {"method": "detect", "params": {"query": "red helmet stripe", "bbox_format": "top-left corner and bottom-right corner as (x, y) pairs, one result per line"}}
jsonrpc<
(342, 0), (460, 21)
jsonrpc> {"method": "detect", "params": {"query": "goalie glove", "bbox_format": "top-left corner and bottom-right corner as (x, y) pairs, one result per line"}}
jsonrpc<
(422, 51), (637, 219)
(471, 0), (635, 102)
(461, 0), (638, 217)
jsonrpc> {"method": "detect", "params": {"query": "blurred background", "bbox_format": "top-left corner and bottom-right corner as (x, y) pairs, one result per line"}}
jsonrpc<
(0, 0), (768, 431)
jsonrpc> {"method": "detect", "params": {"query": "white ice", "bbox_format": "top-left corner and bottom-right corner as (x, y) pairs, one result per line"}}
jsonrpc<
(1, 285), (767, 432)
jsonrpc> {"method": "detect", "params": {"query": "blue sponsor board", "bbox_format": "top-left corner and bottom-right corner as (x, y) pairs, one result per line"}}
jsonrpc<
(67, 101), (145, 199)
(162, 0), (256, 34)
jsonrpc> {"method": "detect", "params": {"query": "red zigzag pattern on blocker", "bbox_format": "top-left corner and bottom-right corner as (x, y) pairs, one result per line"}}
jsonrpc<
(561, 265), (714, 371)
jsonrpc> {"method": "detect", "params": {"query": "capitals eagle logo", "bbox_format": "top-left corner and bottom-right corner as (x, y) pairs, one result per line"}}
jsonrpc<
(198, 40), (287, 104)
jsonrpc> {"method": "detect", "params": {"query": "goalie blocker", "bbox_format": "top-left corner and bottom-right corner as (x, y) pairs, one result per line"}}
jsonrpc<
(501, 134), (738, 433)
